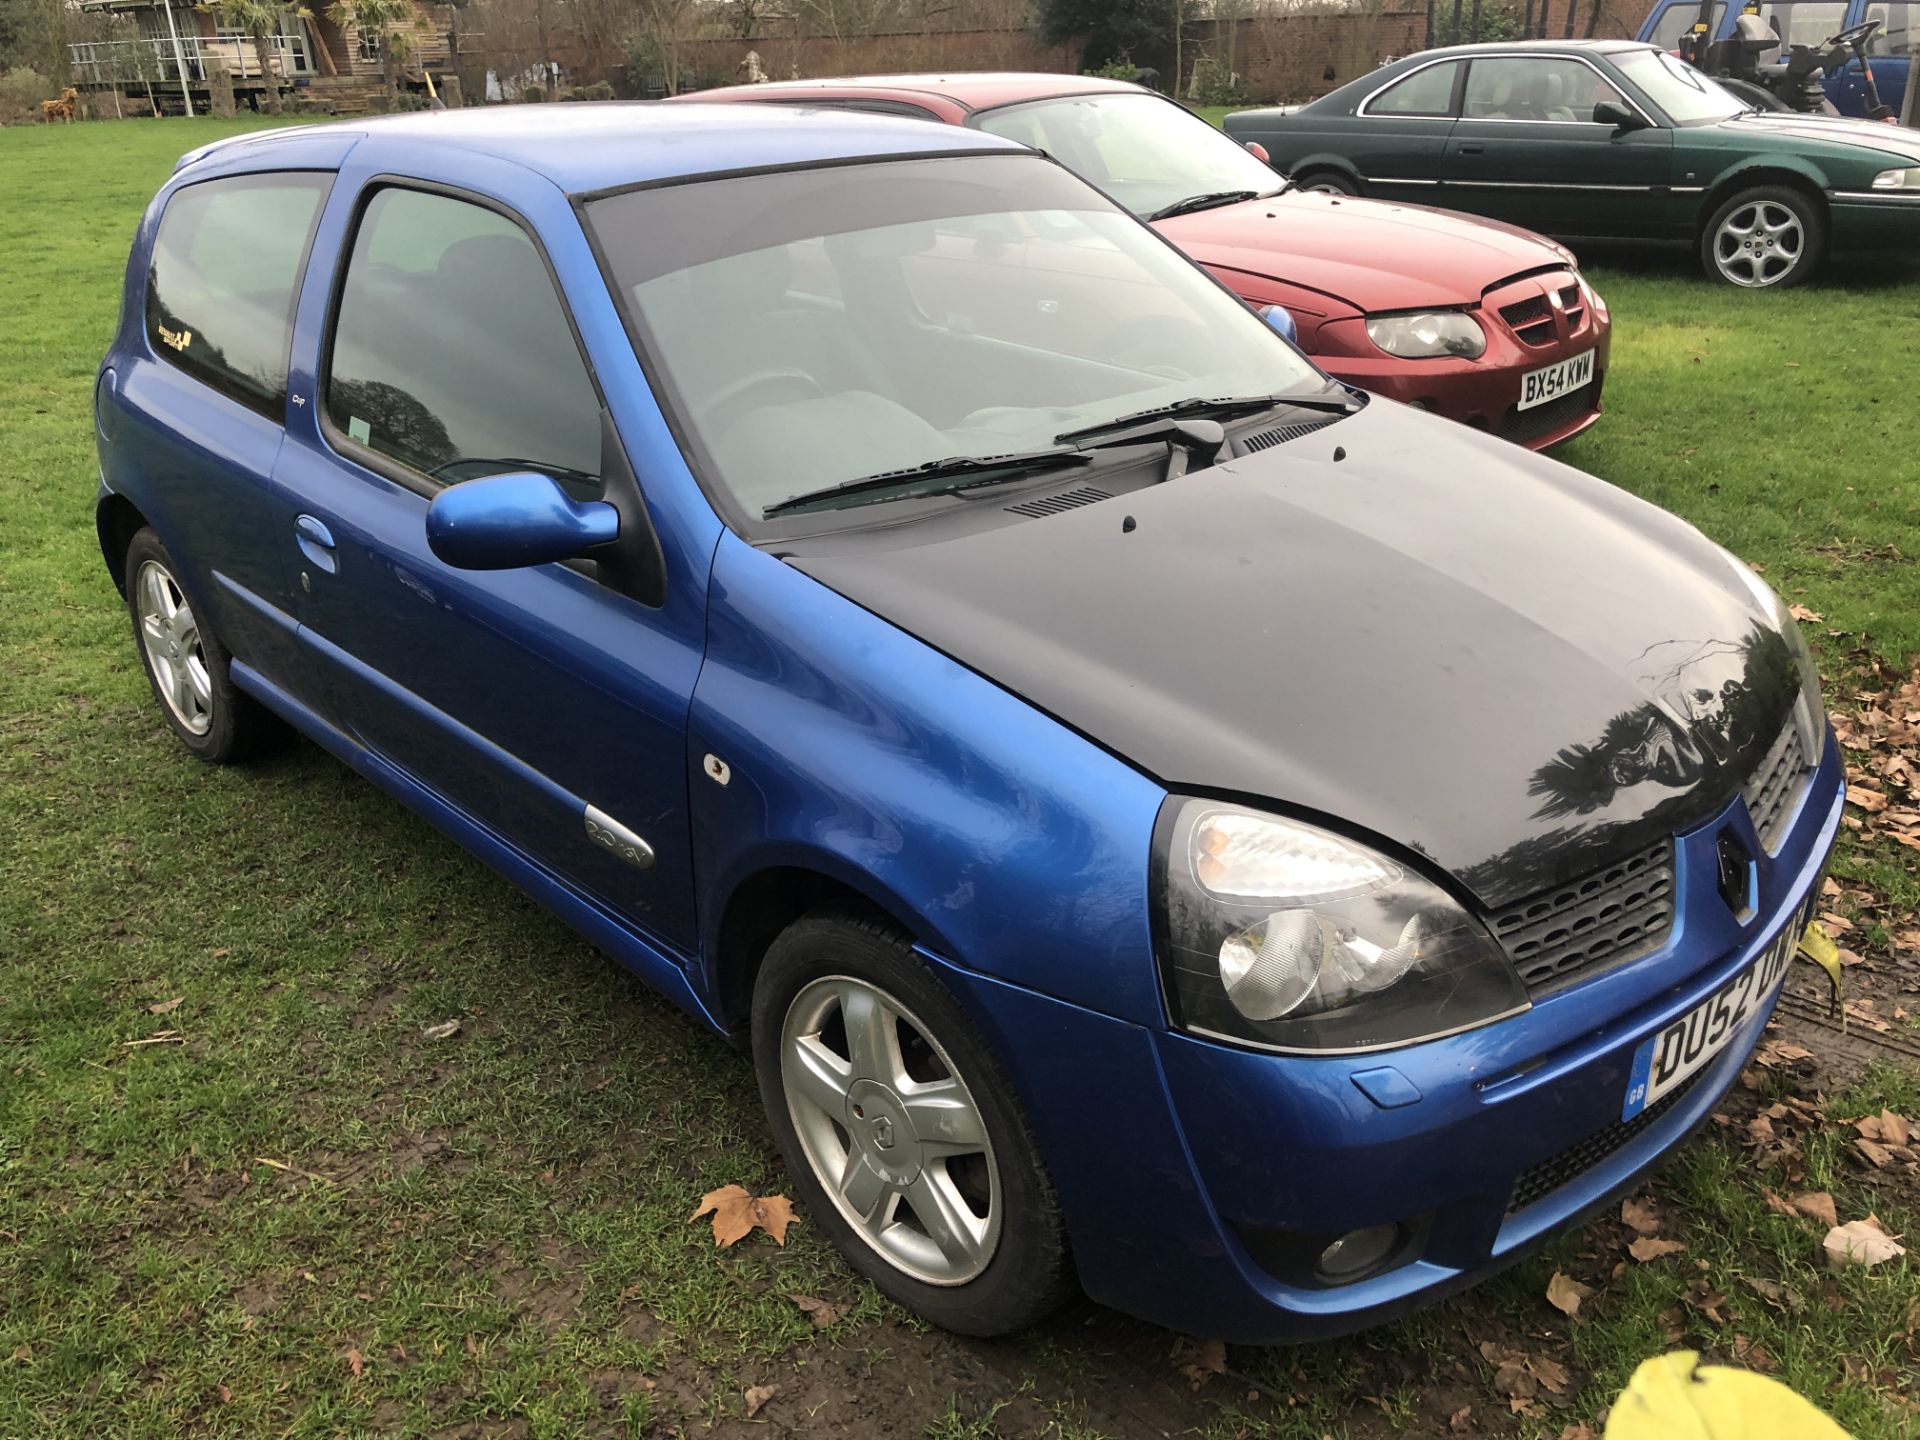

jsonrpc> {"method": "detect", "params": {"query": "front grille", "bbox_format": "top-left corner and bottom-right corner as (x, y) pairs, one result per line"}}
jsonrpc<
(1743, 717), (1813, 854)
(1499, 379), (1599, 447)
(1003, 486), (1111, 518)
(1241, 418), (1336, 452)
(1506, 1067), (1707, 1216)
(1491, 840), (1676, 992)
(1559, 283), (1585, 331)
(1498, 293), (1555, 346)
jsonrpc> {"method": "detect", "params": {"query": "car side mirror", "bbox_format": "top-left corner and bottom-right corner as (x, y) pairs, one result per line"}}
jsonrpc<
(425, 471), (620, 571)
(1259, 303), (1299, 343)
(1593, 100), (1647, 130)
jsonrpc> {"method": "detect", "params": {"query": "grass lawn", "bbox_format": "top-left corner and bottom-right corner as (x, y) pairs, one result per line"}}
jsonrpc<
(2, 116), (1917, 1440)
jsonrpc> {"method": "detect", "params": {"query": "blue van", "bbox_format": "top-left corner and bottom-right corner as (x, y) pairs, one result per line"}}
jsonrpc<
(1637, 0), (1913, 115)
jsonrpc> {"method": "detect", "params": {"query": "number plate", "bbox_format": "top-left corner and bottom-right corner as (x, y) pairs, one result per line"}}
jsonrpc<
(1517, 350), (1595, 411)
(1620, 923), (1798, 1121)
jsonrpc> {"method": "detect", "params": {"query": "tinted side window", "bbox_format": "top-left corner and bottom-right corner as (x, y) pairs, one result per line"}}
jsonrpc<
(1367, 60), (1462, 116)
(147, 172), (330, 416)
(325, 187), (602, 493)
(1463, 57), (1627, 120)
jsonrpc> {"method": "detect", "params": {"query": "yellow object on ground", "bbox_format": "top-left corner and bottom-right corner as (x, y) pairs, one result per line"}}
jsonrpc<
(1797, 921), (1845, 1017)
(1606, 1351), (1853, 1439)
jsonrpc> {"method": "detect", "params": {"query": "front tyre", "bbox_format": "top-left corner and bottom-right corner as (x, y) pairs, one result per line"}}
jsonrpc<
(1701, 186), (1823, 288)
(123, 528), (279, 762)
(751, 911), (1075, 1336)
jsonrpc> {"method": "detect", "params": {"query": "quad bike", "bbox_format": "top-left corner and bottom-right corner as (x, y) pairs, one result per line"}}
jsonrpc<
(1680, 12), (1896, 121)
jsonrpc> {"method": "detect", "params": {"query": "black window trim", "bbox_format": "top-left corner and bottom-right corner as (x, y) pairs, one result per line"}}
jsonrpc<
(316, 174), (613, 504)
(145, 167), (336, 424)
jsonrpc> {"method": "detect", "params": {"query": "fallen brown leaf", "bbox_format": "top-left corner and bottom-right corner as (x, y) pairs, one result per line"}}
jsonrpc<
(216, 1383), (232, 1403)
(345, 1347), (364, 1379)
(1621, 1196), (1661, 1236)
(420, 1018), (462, 1041)
(1629, 1237), (1687, 1262)
(1790, 1191), (1840, 1228)
(1825, 1216), (1906, 1269)
(1174, 1336), (1227, 1390)
(690, 1185), (798, 1247)
(1730, 1334), (1776, 1374)
(1789, 604), (1823, 623)
(743, 1383), (780, 1418)
(789, 1294), (842, 1328)
(1448, 1404), (1473, 1432)
(146, 996), (183, 1015)
(1546, 1271), (1594, 1319)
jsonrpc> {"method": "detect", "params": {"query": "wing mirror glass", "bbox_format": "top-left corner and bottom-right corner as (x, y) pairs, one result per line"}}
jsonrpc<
(1259, 303), (1299, 344)
(1593, 100), (1647, 130)
(425, 471), (620, 571)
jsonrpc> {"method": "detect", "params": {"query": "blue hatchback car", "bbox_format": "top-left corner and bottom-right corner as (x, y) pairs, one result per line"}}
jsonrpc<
(99, 105), (1842, 1342)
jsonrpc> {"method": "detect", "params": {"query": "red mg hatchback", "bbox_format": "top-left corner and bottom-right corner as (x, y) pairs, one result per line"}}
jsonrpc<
(674, 73), (1612, 449)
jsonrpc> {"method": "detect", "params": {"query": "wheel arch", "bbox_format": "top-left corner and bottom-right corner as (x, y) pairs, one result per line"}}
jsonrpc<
(1288, 156), (1366, 191)
(96, 491), (151, 597)
(706, 859), (932, 1039)
(1695, 165), (1830, 242)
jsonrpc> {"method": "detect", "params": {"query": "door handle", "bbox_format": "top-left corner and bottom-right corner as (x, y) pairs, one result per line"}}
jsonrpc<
(295, 514), (338, 575)
(1459, 142), (1485, 155)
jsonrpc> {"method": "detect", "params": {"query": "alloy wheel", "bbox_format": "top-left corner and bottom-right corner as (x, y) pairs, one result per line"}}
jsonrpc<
(135, 558), (213, 735)
(1711, 200), (1805, 288)
(780, 975), (1002, 1286)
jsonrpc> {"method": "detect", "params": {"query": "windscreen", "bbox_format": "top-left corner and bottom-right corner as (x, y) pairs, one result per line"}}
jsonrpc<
(1614, 47), (1752, 121)
(585, 153), (1322, 524)
(973, 93), (1285, 218)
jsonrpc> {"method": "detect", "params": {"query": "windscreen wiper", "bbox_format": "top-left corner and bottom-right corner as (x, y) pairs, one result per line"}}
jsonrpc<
(1055, 389), (1359, 446)
(763, 448), (1093, 518)
(1148, 189), (1264, 221)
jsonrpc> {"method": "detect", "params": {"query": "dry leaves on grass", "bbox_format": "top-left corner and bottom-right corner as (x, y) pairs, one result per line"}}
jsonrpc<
(1173, 1336), (1227, 1390)
(1621, 1196), (1662, 1236)
(1852, 1109), (1916, 1170)
(690, 1185), (797, 1247)
(742, 1383), (780, 1417)
(1480, 1340), (1569, 1413)
(146, 996), (183, 1015)
(1832, 661), (1920, 855)
(345, 1346), (365, 1379)
(1629, 1237), (1687, 1263)
(788, 1294), (842, 1328)
(420, 1018), (462, 1041)
(1546, 1271), (1595, 1319)
(1824, 1216), (1906, 1269)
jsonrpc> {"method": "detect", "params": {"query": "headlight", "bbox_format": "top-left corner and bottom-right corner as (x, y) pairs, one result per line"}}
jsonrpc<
(1364, 311), (1486, 360)
(1871, 166), (1920, 189)
(1717, 545), (1827, 768)
(1155, 800), (1528, 1053)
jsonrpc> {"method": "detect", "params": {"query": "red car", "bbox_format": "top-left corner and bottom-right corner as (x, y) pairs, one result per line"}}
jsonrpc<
(670, 74), (1611, 449)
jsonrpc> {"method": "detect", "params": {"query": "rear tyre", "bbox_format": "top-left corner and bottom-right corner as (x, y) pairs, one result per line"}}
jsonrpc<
(123, 528), (280, 763)
(1294, 168), (1360, 196)
(1700, 186), (1823, 289)
(750, 910), (1075, 1337)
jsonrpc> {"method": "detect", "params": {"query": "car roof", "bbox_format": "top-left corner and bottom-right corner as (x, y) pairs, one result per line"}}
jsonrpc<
(680, 72), (1143, 112)
(1398, 38), (1655, 58)
(174, 101), (1028, 193)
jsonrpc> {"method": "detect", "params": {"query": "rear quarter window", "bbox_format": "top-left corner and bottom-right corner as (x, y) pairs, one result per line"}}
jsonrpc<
(146, 172), (331, 417)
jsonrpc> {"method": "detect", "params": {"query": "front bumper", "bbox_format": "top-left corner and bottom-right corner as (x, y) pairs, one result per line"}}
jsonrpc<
(930, 740), (1842, 1343)
(1827, 190), (1920, 251)
(1308, 272), (1611, 451)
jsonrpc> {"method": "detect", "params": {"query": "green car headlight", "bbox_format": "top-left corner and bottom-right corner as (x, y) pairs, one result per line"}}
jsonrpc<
(1364, 311), (1486, 360)
(1871, 167), (1920, 189)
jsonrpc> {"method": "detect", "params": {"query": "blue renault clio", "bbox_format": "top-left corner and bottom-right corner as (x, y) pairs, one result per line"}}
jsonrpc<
(99, 104), (1841, 1342)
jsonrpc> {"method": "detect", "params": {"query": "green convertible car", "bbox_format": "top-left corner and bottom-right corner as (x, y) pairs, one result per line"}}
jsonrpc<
(1225, 40), (1920, 288)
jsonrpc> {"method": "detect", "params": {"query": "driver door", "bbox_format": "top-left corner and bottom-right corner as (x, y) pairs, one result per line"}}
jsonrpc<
(1442, 55), (1674, 237)
(275, 177), (704, 952)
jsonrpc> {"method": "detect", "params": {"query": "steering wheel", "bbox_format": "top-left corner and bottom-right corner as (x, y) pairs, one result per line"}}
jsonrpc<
(700, 368), (826, 419)
(1822, 17), (1881, 51)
